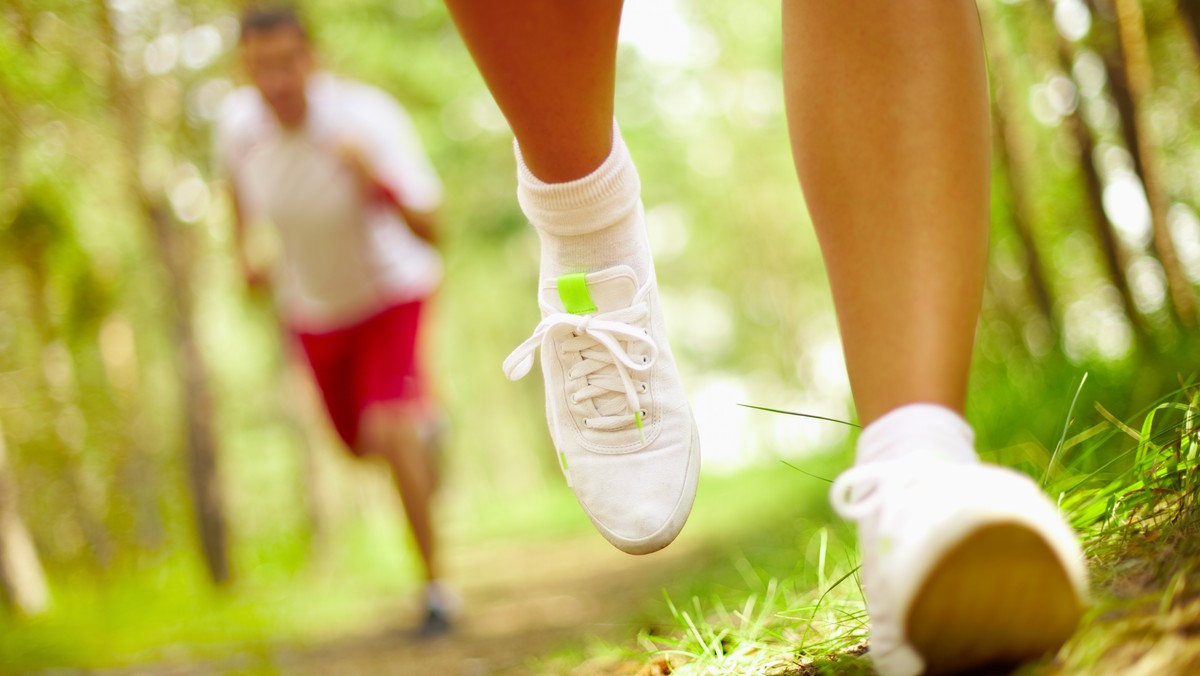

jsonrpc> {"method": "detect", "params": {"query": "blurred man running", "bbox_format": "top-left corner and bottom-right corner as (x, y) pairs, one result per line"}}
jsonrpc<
(214, 5), (455, 634)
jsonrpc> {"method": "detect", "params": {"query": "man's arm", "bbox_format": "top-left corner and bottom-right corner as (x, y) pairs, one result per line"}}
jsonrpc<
(228, 184), (271, 292)
(394, 200), (439, 246)
(337, 142), (440, 245)
(214, 94), (272, 293)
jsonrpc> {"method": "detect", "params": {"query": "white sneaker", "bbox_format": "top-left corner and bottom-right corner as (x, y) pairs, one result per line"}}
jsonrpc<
(831, 458), (1088, 675)
(418, 581), (461, 638)
(504, 265), (700, 555)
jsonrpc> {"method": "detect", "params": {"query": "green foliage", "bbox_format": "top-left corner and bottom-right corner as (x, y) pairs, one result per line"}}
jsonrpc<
(0, 0), (1199, 670)
(1056, 380), (1199, 540)
(613, 378), (1200, 675)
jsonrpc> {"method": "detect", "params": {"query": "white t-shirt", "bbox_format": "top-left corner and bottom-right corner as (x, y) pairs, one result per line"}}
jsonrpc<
(215, 73), (443, 332)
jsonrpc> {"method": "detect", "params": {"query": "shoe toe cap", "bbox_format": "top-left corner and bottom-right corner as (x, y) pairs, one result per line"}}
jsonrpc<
(568, 420), (699, 555)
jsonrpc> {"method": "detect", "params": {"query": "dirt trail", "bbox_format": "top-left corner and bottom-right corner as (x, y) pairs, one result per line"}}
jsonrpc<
(1045, 512), (1200, 676)
(73, 489), (1200, 675)
(90, 534), (708, 676)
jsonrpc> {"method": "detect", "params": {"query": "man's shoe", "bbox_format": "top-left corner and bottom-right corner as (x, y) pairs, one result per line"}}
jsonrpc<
(415, 581), (459, 638)
(831, 459), (1088, 675)
(504, 265), (700, 555)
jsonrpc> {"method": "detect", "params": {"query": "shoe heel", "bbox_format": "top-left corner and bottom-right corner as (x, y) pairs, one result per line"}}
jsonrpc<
(906, 522), (1084, 674)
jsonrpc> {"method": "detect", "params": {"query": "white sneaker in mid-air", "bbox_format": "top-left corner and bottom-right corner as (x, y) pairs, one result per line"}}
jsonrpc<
(504, 265), (700, 555)
(831, 458), (1088, 675)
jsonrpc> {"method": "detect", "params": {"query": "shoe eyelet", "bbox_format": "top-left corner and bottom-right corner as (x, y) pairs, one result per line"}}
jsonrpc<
(582, 418), (590, 427)
(639, 409), (648, 419)
(641, 356), (649, 364)
(640, 383), (648, 393)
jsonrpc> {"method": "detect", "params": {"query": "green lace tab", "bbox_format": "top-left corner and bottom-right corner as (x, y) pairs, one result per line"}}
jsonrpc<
(557, 272), (598, 315)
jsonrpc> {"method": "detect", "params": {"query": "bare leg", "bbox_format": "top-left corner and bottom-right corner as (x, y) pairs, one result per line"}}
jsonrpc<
(782, 0), (990, 425)
(790, 8), (1088, 671)
(443, 0), (623, 182)
(359, 404), (438, 582)
(443, 0), (699, 556)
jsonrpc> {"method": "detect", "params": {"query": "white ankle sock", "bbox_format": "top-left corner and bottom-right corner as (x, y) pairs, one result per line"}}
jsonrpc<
(855, 403), (978, 466)
(423, 580), (460, 614)
(515, 121), (652, 285)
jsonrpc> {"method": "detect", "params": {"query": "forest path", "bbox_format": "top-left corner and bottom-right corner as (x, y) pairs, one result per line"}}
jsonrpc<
(88, 532), (713, 676)
(268, 534), (695, 676)
(74, 481), (1200, 676)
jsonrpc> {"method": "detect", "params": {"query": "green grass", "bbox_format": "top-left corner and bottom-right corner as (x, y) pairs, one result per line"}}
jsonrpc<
(5, 375), (1196, 675)
(0, 456), (844, 674)
(1042, 380), (1200, 675)
(0, 519), (419, 673)
(523, 451), (863, 676)
(643, 535), (871, 676)
(556, 376), (1200, 676)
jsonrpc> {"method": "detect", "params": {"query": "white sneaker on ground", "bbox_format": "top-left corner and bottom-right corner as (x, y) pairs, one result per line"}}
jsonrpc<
(831, 458), (1088, 675)
(417, 581), (461, 638)
(504, 265), (700, 555)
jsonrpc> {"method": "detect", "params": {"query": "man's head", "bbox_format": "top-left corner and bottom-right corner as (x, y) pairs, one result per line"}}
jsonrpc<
(240, 5), (313, 128)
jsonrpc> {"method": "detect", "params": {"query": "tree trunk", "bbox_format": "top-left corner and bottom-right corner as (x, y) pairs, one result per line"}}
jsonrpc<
(0, 423), (50, 616)
(1111, 0), (1198, 326)
(1023, 0), (1154, 346)
(989, 80), (1059, 338)
(1065, 103), (1155, 346)
(1177, 0), (1200, 61)
(146, 202), (232, 585)
(94, 0), (231, 585)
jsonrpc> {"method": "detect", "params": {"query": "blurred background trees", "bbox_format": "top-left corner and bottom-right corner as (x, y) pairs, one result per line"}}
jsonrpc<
(0, 0), (1198, 664)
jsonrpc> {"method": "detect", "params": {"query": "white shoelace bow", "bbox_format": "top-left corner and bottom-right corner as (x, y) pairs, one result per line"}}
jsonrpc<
(830, 460), (949, 523)
(503, 299), (659, 433)
(831, 458), (984, 538)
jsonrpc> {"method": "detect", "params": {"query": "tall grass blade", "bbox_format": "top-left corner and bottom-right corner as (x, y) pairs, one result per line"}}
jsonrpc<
(739, 404), (862, 428)
(1043, 372), (1088, 487)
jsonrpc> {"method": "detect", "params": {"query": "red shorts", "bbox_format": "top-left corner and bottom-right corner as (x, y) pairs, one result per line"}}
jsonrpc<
(292, 299), (427, 453)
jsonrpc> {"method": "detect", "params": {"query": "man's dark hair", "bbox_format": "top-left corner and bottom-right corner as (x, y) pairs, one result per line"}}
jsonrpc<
(240, 5), (309, 42)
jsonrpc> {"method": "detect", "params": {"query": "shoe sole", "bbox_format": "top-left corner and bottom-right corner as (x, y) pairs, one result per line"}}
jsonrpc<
(905, 522), (1084, 674)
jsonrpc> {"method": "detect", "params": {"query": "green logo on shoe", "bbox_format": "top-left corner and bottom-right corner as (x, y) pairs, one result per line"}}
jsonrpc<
(557, 272), (598, 315)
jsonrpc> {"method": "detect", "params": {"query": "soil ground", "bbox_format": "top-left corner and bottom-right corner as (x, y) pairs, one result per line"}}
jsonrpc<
(78, 534), (708, 676)
(42, 491), (1200, 676)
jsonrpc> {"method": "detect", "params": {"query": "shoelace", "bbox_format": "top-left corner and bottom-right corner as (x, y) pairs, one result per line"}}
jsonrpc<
(503, 295), (659, 434)
(832, 457), (990, 543)
(830, 460), (954, 523)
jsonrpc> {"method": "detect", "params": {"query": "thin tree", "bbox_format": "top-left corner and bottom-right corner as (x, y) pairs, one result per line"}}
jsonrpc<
(0, 28), (52, 603)
(0, 422), (50, 616)
(1177, 0), (1200, 61)
(1108, 0), (1198, 326)
(986, 48), (1060, 339)
(1014, 0), (1154, 346)
(93, 0), (231, 585)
